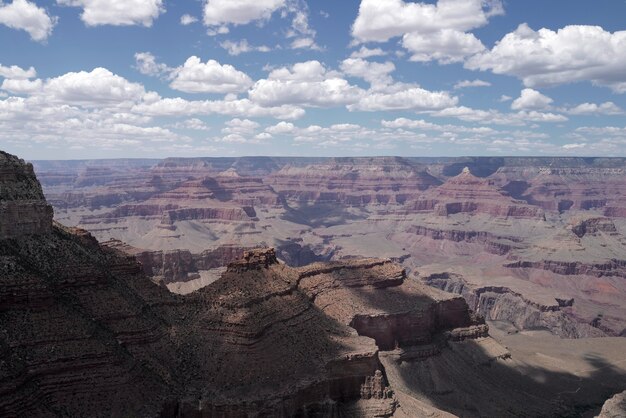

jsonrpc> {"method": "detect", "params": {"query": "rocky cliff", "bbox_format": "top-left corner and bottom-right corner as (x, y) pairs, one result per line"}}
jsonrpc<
(3, 151), (626, 417)
(0, 151), (53, 238)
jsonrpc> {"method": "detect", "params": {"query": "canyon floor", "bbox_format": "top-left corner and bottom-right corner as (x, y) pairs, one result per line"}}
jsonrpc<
(3, 153), (623, 416)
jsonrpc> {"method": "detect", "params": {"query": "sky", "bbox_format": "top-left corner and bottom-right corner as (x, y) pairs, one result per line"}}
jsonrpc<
(1, 0), (626, 159)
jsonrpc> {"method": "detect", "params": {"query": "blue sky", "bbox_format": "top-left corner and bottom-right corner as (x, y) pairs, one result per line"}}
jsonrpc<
(1, 0), (626, 159)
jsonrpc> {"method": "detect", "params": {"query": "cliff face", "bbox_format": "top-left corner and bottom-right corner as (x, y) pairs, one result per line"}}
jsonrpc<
(268, 157), (442, 207)
(423, 272), (604, 338)
(410, 167), (545, 219)
(3, 152), (626, 417)
(0, 151), (53, 238)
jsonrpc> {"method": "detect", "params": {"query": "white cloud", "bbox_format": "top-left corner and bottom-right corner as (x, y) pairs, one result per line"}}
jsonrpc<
(134, 52), (172, 77)
(453, 79), (491, 89)
(0, 0), (57, 41)
(511, 88), (553, 110)
(563, 143), (586, 150)
(133, 96), (305, 120)
(433, 105), (567, 125)
(349, 46), (386, 59)
(249, 61), (364, 107)
(499, 95), (512, 102)
(203, 0), (284, 28)
(171, 118), (211, 131)
(266, 121), (295, 134)
(402, 29), (485, 64)
(1, 78), (42, 94)
(169, 56), (253, 94)
(0, 64), (36, 79)
(575, 126), (626, 136)
(284, 0), (320, 50)
(57, 0), (164, 27)
(381, 117), (497, 135)
(348, 83), (457, 112)
(466, 24), (626, 93)
(565, 102), (622, 115)
(222, 118), (260, 135)
(220, 39), (271, 55)
(41, 68), (146, 106)
(352, 0), (502, 43)
(180, 14), (198, 25)
(340, 58), (395, 87)
(290, 37), (319, 50)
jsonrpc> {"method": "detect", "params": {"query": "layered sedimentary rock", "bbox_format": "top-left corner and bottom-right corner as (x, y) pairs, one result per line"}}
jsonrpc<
(0, 151), (53, 238)
(32, 156), (626, 337)
(3, 151), (626, 417)
(409, 167), (544, 219)
(268, 157), (442, 207)
(423, 272), (603, 338)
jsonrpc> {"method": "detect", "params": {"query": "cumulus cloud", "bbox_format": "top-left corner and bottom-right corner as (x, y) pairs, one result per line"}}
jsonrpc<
(220, 39), (271, 55)
(0, 64), (36, 79)
(1, 78), (42, 94)
(284, 0), (321, 50)
(222, 118), (260, 135)
(340, 58), (395, 87)
(433, 106), (567, 125)
(203, 0), (320, 49)
(57, 0), (164, 27)
(565, 102), (622, 115)
(351, 0), (503, 64)
(381, 117), (497, 135)
(203, 0), (284, 28)
(349, 46), (386, 59)
(169, 56), (253, 94)
(265, 121), (295, 134)
(453, 79), (491, 89)
(170, 118), (211, 131)
(249, 60), (364, 107)
(352, 0), (502, 43)
(41, 68), (146, 106)
(134, 52), (172, 77)
(180, 14), (197, 25)
(511, 88), (553, 110)
(466, 24), (626, 93)
(402, 28), (485, 64)
(348, 83), (458, 112)
(133, 96), (305, 120)
(0, 0), (57, 41)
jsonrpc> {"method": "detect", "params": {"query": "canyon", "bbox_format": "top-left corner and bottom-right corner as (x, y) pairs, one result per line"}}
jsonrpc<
(2, 149), (626, 417)
(33, 156), (626, 339)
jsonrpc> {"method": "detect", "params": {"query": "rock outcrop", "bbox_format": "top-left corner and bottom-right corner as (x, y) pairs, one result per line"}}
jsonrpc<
(2, 151), (625, 417)
(410, 167), (545, 219)
(31, 156), (626, 339)
(0, 151), (53, 238)
(597, 390), (626, 418)
(423, 272), (604, 338)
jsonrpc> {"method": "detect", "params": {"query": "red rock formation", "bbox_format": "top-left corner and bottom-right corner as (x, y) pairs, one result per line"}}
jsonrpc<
(103, 240), (255, 283)
(268, 157), (441, 207)
(410, 167), (545, 219)
(493, 166), (626, 214)
(406, 225), (523, 255)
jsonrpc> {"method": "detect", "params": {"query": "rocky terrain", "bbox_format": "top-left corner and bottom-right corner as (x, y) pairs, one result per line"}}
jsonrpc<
(3, 150), (626, 417)
(33, 156), (626, 338)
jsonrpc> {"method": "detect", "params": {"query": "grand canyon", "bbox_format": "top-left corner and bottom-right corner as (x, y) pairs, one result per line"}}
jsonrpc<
(3, 0), (626, 416)
(2, 150), (625, 417)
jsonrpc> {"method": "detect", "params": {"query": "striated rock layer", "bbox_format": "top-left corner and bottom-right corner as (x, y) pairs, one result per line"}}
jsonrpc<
(0, 151), (53, 238)
(2, 151), (626, 417)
